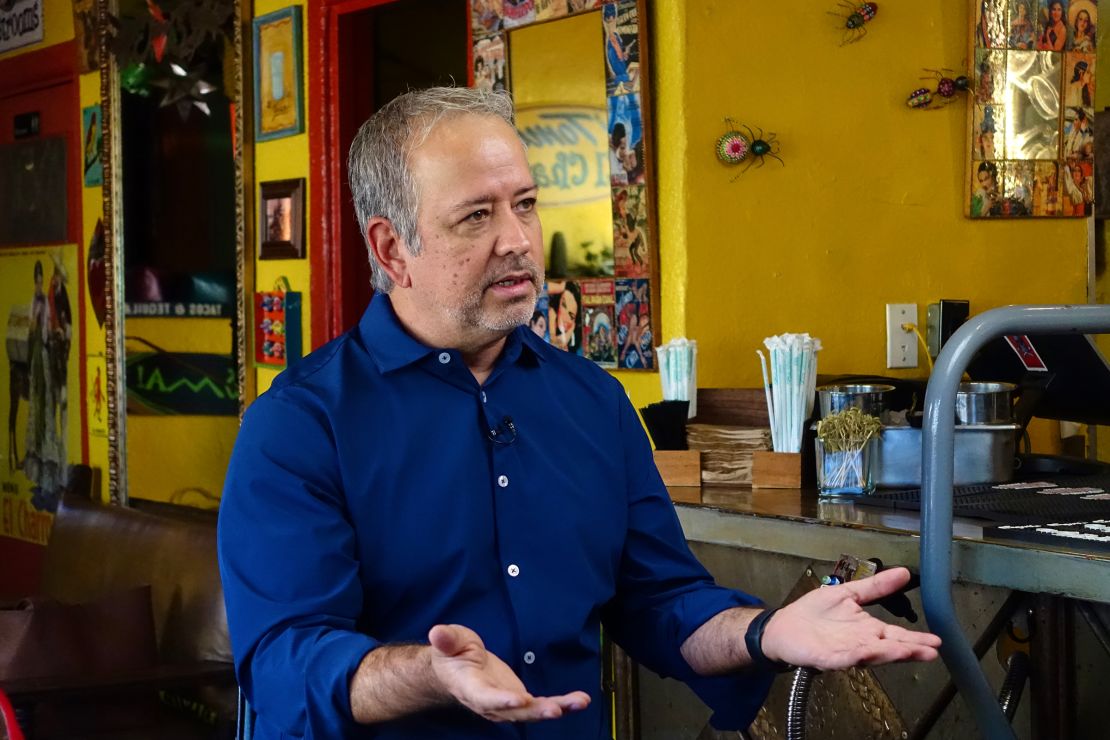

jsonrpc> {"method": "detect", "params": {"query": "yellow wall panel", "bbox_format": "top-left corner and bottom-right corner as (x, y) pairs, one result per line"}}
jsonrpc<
(253, 0), (310, 398)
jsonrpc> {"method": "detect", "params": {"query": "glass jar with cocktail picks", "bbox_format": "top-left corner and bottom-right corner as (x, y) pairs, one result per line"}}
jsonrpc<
(814, 408), (882, 495)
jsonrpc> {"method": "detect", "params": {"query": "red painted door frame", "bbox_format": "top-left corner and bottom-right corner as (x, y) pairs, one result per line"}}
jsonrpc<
(309, 0), (390, 347)
(307, 0), (473, 347)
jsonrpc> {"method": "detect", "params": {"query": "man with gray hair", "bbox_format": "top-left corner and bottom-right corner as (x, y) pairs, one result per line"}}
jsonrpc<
(218, 86), (939, 739)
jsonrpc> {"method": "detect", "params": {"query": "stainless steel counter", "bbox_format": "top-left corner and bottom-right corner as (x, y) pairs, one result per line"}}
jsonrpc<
(674, 487), (1110, 604)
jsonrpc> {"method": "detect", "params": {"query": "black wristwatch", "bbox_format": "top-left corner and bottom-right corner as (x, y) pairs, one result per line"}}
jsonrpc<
(744, 607), (793, 672)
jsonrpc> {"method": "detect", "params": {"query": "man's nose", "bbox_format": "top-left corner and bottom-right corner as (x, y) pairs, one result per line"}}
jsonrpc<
(493, 206), (533, 256)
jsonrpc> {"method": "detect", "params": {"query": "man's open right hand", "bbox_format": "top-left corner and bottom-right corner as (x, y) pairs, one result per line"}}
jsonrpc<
(428, 624), (591, 723)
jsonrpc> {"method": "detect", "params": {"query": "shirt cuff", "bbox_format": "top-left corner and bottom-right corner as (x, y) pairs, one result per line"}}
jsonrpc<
(672, 585), (764, 649)
(304, 630), (380, 730)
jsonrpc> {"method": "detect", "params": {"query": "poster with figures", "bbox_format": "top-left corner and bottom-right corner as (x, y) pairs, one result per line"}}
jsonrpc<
(615, 278), (652, 369)
(580, 278), (616, 367)
(607, 93), (644, 187)
(612, 184), (649, 277)
(602, 1), (640, 96)
(1, 245), (80, 545)
(472, 35), (508, 93)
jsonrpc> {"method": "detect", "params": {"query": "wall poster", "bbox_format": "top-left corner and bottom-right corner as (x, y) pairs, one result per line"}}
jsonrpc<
(2, 245), (80, 545)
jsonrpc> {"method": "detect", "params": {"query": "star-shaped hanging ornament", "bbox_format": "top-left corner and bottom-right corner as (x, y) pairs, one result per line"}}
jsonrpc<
(148, 61), (219, 119)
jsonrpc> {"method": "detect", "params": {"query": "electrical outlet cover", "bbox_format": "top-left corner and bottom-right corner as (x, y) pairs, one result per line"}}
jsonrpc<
(886, 303), (918, 368)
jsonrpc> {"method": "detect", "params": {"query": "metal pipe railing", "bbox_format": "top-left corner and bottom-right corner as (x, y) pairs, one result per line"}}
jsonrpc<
(920, 304), (1110, 740)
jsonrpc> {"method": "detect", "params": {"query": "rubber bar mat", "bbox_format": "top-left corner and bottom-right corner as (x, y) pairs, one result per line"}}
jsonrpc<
(984, 519), (1110, 551)
(854, 473), (1110, 525)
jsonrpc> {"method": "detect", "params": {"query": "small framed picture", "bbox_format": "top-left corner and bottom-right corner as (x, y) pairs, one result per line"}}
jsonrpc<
(259, 179), (305, 259)
(253, 6), (305, 142)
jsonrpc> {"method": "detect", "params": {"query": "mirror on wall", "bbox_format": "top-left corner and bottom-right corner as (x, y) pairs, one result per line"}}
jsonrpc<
(510, 12), (613, 278)
(100, 0), (248, 506)
(473, 0), (659, 369)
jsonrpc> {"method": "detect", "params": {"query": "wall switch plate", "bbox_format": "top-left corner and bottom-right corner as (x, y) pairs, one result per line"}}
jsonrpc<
(886, 303), (918, 368)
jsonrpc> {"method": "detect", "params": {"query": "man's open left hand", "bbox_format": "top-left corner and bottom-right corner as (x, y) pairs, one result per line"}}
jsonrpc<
(760, 567), (942, 671)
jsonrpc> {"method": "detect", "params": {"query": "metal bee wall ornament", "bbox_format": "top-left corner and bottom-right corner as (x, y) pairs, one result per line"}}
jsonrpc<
(907, 88), (933, 108)
(830, 1), (878, 44)
(907, 68), (971, 110)
(716, 119), (784, 179)
(926, 68), (970, 104)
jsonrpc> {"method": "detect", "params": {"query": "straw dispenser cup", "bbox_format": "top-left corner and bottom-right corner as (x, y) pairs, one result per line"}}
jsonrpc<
(656, 339), (698, 418)
(752, 334), (822, 488)
(814, 385), (891, 495)
(640, 339), (697, 453)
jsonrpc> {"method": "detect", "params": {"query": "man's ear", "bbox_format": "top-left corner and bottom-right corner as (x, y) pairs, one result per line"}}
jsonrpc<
(366, 217), (413, 289)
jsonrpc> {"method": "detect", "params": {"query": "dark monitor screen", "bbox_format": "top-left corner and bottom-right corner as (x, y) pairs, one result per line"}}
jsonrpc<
(966, 333), (1110, 425)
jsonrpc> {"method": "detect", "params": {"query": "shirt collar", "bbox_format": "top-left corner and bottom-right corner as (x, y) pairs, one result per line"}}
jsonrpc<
(359, 294), (547, 374)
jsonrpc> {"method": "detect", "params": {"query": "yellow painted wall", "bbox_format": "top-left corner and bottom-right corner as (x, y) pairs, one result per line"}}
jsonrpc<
(672, 0), (1086, 395)
(254, 0), (311, 396)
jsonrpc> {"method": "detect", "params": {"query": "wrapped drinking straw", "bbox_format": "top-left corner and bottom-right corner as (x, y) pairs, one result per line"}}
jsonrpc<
(756, 333), (821, 453)
(656, 338), (697, 418)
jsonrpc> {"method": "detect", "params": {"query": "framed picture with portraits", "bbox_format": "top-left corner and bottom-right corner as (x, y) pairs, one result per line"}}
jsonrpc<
(967, 0), (1099, 218)
(259, 179), (305, 259)
(253, 6), (305, 142)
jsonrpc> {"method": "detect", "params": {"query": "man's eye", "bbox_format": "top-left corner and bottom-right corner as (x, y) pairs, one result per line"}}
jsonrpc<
(517, 198), (537, 212)
(467, 209), (490, 223)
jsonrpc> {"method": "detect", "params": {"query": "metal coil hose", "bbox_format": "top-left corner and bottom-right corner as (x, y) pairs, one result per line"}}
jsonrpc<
(786, 667), (816, 740)
(997, 651), (1030, 721)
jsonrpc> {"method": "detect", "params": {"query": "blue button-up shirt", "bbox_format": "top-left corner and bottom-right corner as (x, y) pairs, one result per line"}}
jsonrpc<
(218, 296), (771, 739)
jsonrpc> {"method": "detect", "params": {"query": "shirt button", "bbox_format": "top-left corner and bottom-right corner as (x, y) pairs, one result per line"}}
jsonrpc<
(438, 352), (451, 364)
(507, 564), (520, 577)
(497, 474), (509, 488)
(481, 391), (488, 403)
(523, 651), (535, 665)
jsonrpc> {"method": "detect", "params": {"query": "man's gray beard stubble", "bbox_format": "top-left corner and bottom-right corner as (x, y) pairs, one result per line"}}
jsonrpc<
(442, 254), (545, 333)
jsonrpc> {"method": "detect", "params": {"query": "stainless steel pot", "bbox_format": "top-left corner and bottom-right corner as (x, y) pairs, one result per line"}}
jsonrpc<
(955, 382), (1016, 425)
(817, 384), (894, 419)
(876, 424), (1018, 487)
